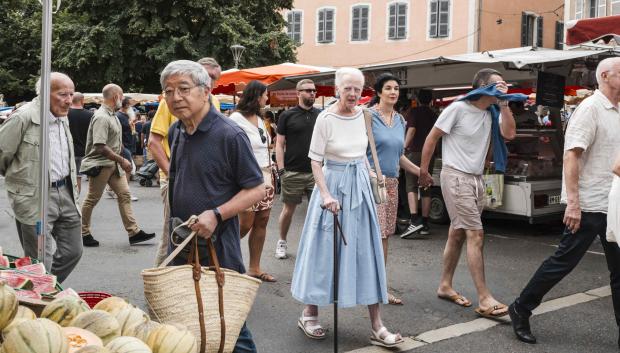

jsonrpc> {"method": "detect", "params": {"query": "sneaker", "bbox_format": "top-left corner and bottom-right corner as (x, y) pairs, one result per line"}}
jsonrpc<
(82, 234), (100, 247)
(399, 221), (424, 239)
(129, 230), (156, 245)
(130, 194), (139, 202)
(275, 240), (288, 259)
(420, 224), (431, 235)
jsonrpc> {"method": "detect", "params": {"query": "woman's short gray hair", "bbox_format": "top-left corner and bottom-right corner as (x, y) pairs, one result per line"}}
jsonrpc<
(160, 60), (211, 90)
(334, 67), (364, 88)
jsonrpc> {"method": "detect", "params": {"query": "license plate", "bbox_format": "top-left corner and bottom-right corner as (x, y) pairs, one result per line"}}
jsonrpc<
(548, 195), (561, 205)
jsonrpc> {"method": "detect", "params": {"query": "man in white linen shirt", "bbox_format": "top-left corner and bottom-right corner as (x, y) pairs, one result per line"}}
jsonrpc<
(509, 57), (620, 347)
(0, 72), (82, 283)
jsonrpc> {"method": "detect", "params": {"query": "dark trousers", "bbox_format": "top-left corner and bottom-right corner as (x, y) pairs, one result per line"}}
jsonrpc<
(515, 212), (620, 327)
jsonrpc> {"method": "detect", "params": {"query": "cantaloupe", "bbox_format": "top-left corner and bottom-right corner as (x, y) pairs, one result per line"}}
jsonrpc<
(93, 297), (130, 315)
(70, 310), (121, 345)
(42, 296), (91, 327)
(74, 346), (112, 353)
(2, 318), (69, 353)
(105, 336), (151, 353)
(146, 324), (197, 353)
(1, 317), (27, 339)
(124, 319), (160, 343)
(114, 307), (149, 336)
(0, 281), (18, 330)
(63, 327), (103, 353)
(15, 305), (37, 320)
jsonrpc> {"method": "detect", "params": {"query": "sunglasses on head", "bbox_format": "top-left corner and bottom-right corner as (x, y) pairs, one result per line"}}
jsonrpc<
(258, 127), (267, 144)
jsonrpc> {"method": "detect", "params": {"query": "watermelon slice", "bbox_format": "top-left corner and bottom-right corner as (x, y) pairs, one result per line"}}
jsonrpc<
(16, 263), (46, 275)
(0, 256), (9, 268)
(15, 290), (42, 300)
(0, 270), (57, 294)
(13, 257), (33, 267)
(0, 273), (34, 289)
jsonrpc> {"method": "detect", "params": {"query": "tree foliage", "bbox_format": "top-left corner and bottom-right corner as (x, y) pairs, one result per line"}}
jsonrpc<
(0, 0), (297, 102)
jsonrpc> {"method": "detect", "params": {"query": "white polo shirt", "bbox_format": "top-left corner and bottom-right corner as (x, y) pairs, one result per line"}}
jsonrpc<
(561, 90), (620, 213)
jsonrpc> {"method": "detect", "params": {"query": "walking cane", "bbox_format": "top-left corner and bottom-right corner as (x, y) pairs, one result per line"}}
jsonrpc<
(322, 204), (347, 353)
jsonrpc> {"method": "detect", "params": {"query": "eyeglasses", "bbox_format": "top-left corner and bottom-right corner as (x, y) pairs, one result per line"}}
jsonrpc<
(298, 89), (317, 94)
(163, 85), (202, 99)
(258, 127), (267, 144)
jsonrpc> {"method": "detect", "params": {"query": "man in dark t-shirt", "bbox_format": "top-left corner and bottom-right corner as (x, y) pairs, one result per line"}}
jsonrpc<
(402, 89), (438, 237)
(274, 79), (320, 259)
(67, 92), (93, 193)
(162, 60), (264, 352)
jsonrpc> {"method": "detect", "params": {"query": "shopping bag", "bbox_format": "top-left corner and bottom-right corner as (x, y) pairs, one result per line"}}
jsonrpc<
(483, 173), (504, 208)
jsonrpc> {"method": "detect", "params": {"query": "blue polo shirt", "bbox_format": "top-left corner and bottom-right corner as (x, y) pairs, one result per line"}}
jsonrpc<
(366, 109), (406, 178)
(168, 105), (263, 273)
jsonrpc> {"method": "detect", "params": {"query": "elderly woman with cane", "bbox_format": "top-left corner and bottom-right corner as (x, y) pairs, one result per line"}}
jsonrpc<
(366, 73), (422, 306)
(291, 67), (403, 348)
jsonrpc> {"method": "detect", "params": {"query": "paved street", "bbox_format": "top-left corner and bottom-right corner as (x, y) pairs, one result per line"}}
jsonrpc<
(0, 177), (617, 353)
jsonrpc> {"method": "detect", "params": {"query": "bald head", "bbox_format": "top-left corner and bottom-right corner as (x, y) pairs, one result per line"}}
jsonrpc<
(35, 72), (73, 96)
(34, 72), (76, 117)
(596, 58), (620, 86)
(71, 92), (84, 108)
(102, 84), (124, 111)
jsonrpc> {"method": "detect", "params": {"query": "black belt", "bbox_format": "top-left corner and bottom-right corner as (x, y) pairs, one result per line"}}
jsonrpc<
(51, 176), (70, 188)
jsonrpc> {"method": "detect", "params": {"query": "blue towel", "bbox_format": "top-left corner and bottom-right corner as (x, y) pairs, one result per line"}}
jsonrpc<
(458, 84), (528, 173)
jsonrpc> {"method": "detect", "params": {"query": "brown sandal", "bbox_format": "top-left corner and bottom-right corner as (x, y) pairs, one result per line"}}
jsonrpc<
(437, 292), (472, 307)
(250, 272), (277, 282)
(388, 293), (403, 305)
(474, 304), (508, 318)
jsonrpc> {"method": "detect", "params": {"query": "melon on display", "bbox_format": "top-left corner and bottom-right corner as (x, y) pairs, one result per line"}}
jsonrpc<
(93, 297), (130, 315)
(75, 347), (112, 353)
(70, 310), (121, 344)
(15, 305), (37, 320)
(146, 324), (197, 353)
(114, 307), (149, 336)
(1, 317), (27, 338)
(105, 336), (152, 353)
(63, 327), (103, 353)
(0, 281), (18, 330)
(2, 318), (69, 353)
(42, 296), (91, 327)
(124, 320), (160, 343)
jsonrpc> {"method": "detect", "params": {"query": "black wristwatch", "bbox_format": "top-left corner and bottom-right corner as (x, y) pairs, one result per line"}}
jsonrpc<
(212, 207), (223, 225)
(277, 168), (285, 176)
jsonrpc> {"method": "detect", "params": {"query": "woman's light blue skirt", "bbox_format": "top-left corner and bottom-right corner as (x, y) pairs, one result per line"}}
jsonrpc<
(291, 159), (388, 308)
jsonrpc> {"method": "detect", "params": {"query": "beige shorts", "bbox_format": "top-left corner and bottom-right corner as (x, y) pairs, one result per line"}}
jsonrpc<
(440, 166), (485, 230)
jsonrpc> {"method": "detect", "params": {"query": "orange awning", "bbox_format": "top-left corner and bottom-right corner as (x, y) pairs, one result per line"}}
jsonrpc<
(212, 63), (333, 94)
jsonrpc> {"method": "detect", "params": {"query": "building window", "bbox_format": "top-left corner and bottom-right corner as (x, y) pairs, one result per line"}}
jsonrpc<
(388, 2), (407, 40)
(613, 0), (620, 15)
(287, 11), (302, 44)
(555, 21), (564, 49)
(351, 5), (370, 41)
(521, 12), (542, 47)
(597, 0), (607, 17)
(575, 0), (584, 19)
(317, 8), (335, 43)
(429, 0), (450, 38)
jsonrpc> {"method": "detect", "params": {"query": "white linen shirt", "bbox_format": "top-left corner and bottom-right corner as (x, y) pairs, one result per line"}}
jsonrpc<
(48, 113), (71, 182)
(561, 90), (620, 213)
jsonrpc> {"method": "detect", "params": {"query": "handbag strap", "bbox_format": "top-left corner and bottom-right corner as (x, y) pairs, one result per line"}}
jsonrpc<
(363, 109), (384, 183)
(158, 215), (226, 353)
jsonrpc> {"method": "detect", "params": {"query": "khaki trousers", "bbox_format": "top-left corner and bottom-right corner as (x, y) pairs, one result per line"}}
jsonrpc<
(154, 177), (170, 266)
(81, 166), (140, 237)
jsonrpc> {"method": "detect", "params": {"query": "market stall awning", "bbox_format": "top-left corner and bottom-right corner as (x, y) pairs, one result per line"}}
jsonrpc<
(566, 15), (620, 46)
(213, 63), (334, 94)
(271, 47), (615, 90)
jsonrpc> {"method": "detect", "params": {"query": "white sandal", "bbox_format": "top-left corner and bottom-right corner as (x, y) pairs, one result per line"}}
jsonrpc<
(297, 313), (326, 340)
(369, 326), (404, 347)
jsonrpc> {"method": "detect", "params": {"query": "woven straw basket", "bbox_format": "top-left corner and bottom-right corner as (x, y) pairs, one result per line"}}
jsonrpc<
(142, 264), (261, 353)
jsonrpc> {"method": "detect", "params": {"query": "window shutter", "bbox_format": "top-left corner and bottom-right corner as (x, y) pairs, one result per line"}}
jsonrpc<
(389, 4), (396, 39)
(536, 16), (543, 47)
(326, 10), (333, 42)
(352, 7), (359, 41)
(439, 0), (449, 37)
(429, 1), (438, 37)
(521, 12), (528, 46)
(397, 3), (407, 38)
(554, 21), (563, 49)
(361, 7), (368, 40)
(318, 10), (324, 42)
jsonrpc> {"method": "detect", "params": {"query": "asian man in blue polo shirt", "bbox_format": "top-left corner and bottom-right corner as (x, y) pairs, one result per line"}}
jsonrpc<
(160, 60), (265, 352)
